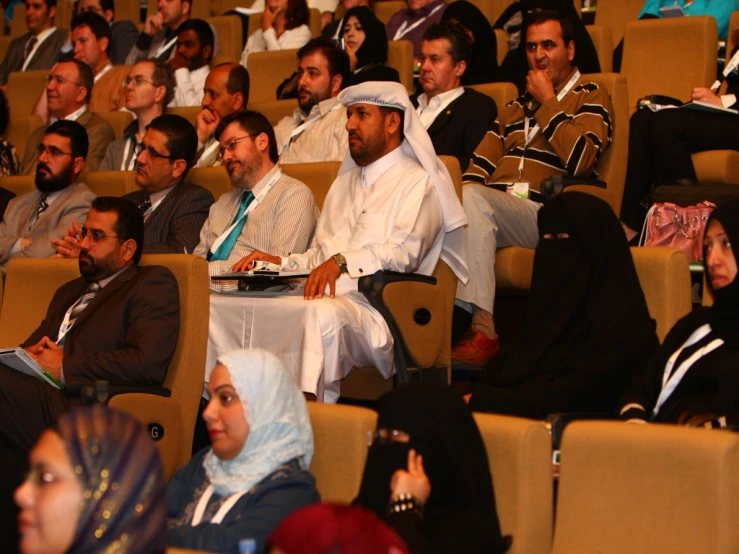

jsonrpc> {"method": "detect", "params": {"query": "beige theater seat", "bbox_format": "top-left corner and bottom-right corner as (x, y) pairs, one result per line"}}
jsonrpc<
(552, 421), (739, 554)
(168, 106), (201, 127)
(621, 16), (717, 110)
(0, 174), (35, 198)
(691, 150), (739, 184)
(470, 82), (518, 111)
(388, 40), (414, 93)
(94, 110), (134, 139)
(114, 0), (140, 22)
(375, 0), (407, 25)
(307, 402), (377, 503)
(6, 69), (49, 119)
(594, 0), (645, 46)
(246, 48), (299, 103)
(0, 256), (210, 480)
(494, 28), (507, 66)
(80, 170), (138, 197)
(247, 98), (298, 126)
(186, 166), (234, 201)
(4, 113), (43, 161)
(473, 413), (553, 554)
(586, 24), (613, 73)
(495, 72), (630, 292)
(206, 15), (243, 61)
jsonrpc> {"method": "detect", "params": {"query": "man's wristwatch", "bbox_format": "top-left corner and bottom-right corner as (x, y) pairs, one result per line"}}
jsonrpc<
(333, 253), (348, 273)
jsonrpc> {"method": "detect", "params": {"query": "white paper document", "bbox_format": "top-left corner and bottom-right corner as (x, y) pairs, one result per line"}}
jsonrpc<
(0, 347), (63, 389)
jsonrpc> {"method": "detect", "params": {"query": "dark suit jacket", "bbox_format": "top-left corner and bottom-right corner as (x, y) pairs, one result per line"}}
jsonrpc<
(124, 183), (214, 254)
(0, 28), (68, 86)
(110, 20), (139, 66)
(411, 87), (498, 171)
(22, 264), (180, 392)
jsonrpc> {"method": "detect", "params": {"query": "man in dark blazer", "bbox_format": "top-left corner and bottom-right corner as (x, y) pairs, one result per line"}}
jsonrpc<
(78, 0), (139, 65)
(411, 21), (497, 171)
(0, 0), (68, 86)
(0, 196), (180, 546)
(54, 114), (214, 257)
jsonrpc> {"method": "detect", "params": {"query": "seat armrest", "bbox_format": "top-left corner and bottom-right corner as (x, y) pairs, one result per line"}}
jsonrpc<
(358, 271), (441, 384)
(540, 175), (607, 199)
(546, 412), (611, 450)
(80, 380), (171, 405)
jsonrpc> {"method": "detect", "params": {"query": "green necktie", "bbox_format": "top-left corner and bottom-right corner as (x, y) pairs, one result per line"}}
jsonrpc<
(209, 191), (255, 262)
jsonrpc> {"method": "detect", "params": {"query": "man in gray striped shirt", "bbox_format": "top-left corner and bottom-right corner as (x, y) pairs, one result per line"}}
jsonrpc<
(193, 110), (319, 291)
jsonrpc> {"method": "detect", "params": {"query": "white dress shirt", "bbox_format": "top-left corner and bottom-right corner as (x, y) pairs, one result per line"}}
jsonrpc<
(273, 97), (348, 164)
(415, 86), (464, 130)
(240, 25), (312, 67)
(169, 65), (211, 108)
(248, 0), (338, 14)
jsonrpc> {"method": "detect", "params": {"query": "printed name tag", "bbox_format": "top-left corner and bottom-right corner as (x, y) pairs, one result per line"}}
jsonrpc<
(507, 182), (530, 199)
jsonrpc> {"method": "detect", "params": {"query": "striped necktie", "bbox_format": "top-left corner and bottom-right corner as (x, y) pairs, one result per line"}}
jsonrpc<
(29, 195), (48, 229)
(138, 194), (152, 219)
(208, 190), (255, 261)
(57, 282), (101, 346)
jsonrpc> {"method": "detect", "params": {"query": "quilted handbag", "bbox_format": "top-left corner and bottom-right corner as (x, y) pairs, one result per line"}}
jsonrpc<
(639, 201), (715, 262)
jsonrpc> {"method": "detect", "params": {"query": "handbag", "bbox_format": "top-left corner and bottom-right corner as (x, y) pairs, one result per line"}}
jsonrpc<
(639, 201), (715, 262)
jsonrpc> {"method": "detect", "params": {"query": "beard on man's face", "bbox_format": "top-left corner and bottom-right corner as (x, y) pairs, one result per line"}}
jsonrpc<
(35, 160), (75, 193)
(79, 249), (118, 282)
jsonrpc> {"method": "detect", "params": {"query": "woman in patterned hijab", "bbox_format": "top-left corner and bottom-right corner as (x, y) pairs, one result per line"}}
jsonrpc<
(14, 405), (167, 554)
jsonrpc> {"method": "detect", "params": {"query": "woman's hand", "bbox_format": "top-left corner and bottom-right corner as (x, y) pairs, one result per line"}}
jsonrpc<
(346, 45), (358, 72)
(261, 7), (281, 32)
(390, 449), (431, 505)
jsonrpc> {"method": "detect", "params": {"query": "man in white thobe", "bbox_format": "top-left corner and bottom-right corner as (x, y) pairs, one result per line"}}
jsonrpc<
(222, 81), (468, 402)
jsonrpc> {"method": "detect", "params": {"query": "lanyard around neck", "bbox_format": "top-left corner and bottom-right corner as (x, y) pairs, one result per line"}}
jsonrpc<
(191, 485), (249, 526)
(208, 168), (282, 255)
(393, 3), (443, 40)
(518, 70), (581, 180)
(652, 323), (725, 416)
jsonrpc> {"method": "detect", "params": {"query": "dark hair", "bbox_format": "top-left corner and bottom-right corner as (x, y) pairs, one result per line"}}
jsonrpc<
(60, 59), (94, 104)
(45, 119), (89, 160)
(0, 89), (9, 137)
(423, 20), (474, 66)
(99, 0), (114, 12)
(136, 58), (176, 107)
(218, 62), (250, 104)
(91, 197), (145, 264)
(379, 105), (404, 143)
(525, 9), (575, 47)
(297, 38), (350, 89)
(285, 0), (309, 30)
(147, 114), (198, 176)
(37, 0), (57, 8)
(70, 12), (112, 55)
(177, 18), (214, 64)
(215, 110), (278, 163)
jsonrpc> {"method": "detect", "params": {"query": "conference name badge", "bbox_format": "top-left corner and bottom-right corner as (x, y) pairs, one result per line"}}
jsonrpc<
(507, 182), (530, 200)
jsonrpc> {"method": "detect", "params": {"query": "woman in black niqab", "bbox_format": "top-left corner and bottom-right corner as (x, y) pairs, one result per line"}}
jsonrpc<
(441, 2), (498, 85)
(619, 199), (739, 426)
(494, 0), (600, 93)
(468, 192), (659, 418)
(354, 382), (510, 554)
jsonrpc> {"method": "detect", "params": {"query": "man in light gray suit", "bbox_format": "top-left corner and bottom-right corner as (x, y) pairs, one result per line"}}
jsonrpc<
(0, 120), (95, 272)
(0, 0), (68, 86)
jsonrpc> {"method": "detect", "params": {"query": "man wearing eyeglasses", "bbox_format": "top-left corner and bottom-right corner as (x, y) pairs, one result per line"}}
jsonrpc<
(99, 59), (176, 171)
(55, 114), (213, 257)
(0, 120), (95, 273)
(22, 59), (115, 175)
(0, 0), (68, 87)
(193, 110), (318, 291)
(0, 196), (180, 547)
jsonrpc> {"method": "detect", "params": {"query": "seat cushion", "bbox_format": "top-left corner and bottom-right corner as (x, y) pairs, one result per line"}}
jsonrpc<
(692, 150), (739, 184)
(494, 247), (535, 291)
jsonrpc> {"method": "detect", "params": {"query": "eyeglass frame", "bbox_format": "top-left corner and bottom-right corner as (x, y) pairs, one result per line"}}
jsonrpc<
(45, 74), (84, 87)
(138, 145), (179, 162)
(36, 143), (75, 158)
(218, 134), (258, 157)
(76, 228), (121, 243)
(122, 75), (156, 88)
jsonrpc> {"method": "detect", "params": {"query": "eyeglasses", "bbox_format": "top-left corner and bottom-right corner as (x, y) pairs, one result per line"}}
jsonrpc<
(139, 145), (178, 161)
(37, 144), (74, 158)
(367, 428), (411, 446)
(122, 75), (156, 88)
(76, 228), (120, 243)
(219, 135), (257, 157)
(45, 74), (83, 87)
